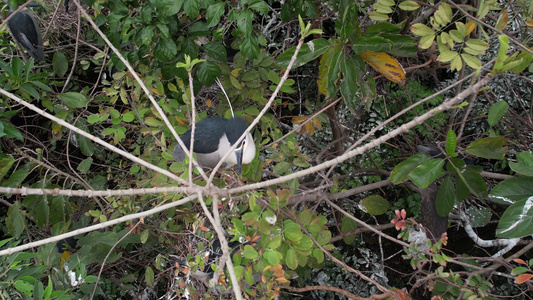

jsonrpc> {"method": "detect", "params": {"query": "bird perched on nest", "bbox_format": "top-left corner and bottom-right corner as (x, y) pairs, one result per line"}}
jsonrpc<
(6, 3), (44, 61)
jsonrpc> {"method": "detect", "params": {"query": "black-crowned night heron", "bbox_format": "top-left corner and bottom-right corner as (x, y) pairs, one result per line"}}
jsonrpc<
(6, 4), (44, 61)
(172, 116), (256, 175)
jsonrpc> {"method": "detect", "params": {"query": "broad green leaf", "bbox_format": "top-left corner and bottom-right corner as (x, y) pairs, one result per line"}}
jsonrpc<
(293, 235), (313, 251)
(419, 34), (435, 49)
(6, 201), (24, 238)
(263, 250), (282, 265)
(283, 220), (302, 242)
(196, 61), (221, 86)
(496, 197), (533, 238)
(466, 137), (508, 159)
(438, 50), (459, 62)
(352, 36), (392, 53)
(399, 0), (420, 11)
(145, 266), (154, 286)
(285, 248), (298, 270)
(267, 235), (282, 249)
(240, 35), (260, 59)
(436, 176), (456, 217)
(466, 206), (492, 227)
(0, 156), (15, 181)
(2, 122), (23, 141)
(206, 1), (225, 27)
(183, 0), (199, 18)
(456, 166), (487, 198)
(155, 37), (178, 61)
(445, 130), (457, 156)
(363, 22), (404, 36)
(312, 248), (325, 263)
(461, 53), (482, 69)
(273, 161), (291, 174)
(276, 38), (330, 68)
(204, 42), (227, 62)
(409, 159), (445, 189)
(187, 21), (210, 37)
(77, 157), (93, 174)
(411, 24), (435, 36)
(509, 152), (533, 176)
(2, 167), (31, 188)
(487, 101), (509, 126)
(465, 39), (489, 51)
(243, 245), (258, 259)
(341, 215), (357, 244)
(361, 195), (390, 215)
(490, 177), (533, 204)
(52, 51), (68, 77)
(390, 153), (430, 183)
(450, 54), (463, 71)
(57, 92), (88, 108)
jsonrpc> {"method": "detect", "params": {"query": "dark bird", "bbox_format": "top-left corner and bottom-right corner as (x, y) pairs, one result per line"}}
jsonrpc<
(6, 4), (44, 61)
(173, 117), (256, 175)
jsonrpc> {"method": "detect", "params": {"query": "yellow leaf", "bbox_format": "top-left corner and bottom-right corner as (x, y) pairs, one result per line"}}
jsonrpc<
(526, 20), (533, 27)
(496, 10), (508, 31)
(360, 51), (406, 85)
(465, 21), (476, 35)
(206, 99), (212, 107)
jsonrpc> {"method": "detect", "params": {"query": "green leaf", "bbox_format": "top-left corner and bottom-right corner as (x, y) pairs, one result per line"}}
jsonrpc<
(496, 197), (533, 238)
(446, 129), (457, 156)
(409, 159), (445, 189)
(57, 92), (88, 108)
(154, 37), (178, 61)
(490, 177), (533, 204)
(243, 245), (259, 259)
(237, 9), (253, 36)
(240, 35), (260, 59)
(276, 38), (330, 68)
(273, 161), (291, 175)
(52, 51), (68, 77)
(267, 235), (282, 249)
(456, 166), (488, 198)
(285, 248), (298, 270)
(77, 157), (93, 174)
(77, 134), (94, 156)
(390, 153), (430, 183)
(293, 235), (313, 251)
(0, 155), (15, 181)
(204, 42), (227, 62)
(461, 53), (482, 69)
(263, 250), (282, 265)
(341, 215), (357, 244)
(312, 248), (325, 263)
(196, 61), (221, 86)
(361, 195), (390, 215)
(2, 167), (31, 188)
(466, 137), (508, 159)
(249, 0), (269, 15)
(509, 152), (533, 176)
(487, 101), (509, 126)
(283, 220), (302, 242)
(352, 36), (392, 53)
(436, 176), (456, 217)
(6, 201), (25, 238)
(187, 21), (210, 37)
(466, 206), (492, 228)
(206, 1), (225, 27)
(2, 122), (23, 141)
(183, 0), (199, 18)
(145, 266), (154, 286)
(399, 1), (420, 11)
(411, 23), (435, 36)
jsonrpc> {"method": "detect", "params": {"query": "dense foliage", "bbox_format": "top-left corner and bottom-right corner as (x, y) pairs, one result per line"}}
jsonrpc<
(0, 0), (532, 299)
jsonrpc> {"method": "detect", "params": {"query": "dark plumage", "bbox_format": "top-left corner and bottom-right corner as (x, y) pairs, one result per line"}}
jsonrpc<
(7, 6), (44, 61)
(173, 117), (256, 174)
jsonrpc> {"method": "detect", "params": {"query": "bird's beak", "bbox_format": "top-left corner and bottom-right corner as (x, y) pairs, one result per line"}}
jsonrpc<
(235, 148), (243, 175)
